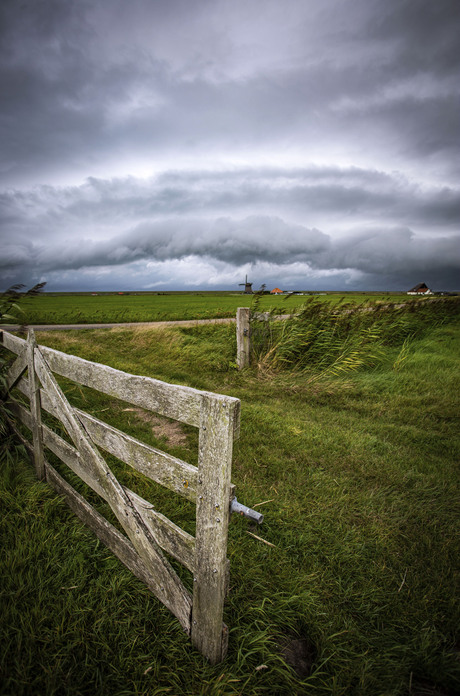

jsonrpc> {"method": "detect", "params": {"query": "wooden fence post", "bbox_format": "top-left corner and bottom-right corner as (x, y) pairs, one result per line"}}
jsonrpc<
(27, 329), (45, 480)
(236, 307), (250, 369)
(191, 394), (239, 663)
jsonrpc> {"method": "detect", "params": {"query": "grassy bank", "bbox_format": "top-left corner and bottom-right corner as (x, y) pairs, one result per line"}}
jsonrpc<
(1, 309), (459, 694)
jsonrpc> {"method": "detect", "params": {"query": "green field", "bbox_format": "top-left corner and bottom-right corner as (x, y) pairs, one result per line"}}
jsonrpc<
(17, 291), (411, 325)
(1, 298), (459, 695)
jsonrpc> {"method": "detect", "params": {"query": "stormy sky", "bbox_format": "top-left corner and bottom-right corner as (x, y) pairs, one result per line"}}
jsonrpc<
(1, 0), (459, 292)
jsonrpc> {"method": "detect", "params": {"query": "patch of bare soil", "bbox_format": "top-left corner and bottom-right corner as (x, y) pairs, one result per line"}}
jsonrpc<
(279, 636), (317, 678)
(122, 407), (189, 448)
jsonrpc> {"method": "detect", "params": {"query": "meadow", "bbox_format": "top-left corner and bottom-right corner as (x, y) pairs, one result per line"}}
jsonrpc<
(17, 291), (410, 325)
(1, 296), (459, 695)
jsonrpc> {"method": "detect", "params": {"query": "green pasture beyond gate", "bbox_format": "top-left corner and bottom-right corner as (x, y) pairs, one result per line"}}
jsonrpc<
(1, 298), (459, 695)
(17, 291), (410, 325)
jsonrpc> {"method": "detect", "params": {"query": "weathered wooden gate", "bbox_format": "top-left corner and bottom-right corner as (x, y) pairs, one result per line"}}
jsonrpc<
(0, 328), (241, 663)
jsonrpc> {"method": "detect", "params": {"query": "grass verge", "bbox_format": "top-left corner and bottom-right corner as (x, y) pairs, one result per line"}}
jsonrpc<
(1, 314), (459, 695)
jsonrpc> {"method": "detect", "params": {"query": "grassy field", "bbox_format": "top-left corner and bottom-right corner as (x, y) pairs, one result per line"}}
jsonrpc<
(1, 299), (459, 695)
(17, 291), (412, 325)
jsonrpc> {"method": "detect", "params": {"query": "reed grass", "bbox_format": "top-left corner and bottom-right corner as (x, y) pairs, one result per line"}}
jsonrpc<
(250, 296), (460, 378)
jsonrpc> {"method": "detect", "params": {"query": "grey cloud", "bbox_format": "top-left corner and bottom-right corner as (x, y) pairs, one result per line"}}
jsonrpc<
(0, 215), (330, 273)
(2, 167), (457, 236)
(1, 165), (458, 293)
(311, 227), (460, 292)
(1, 0), (459, 291)
(319, 228), (459, 275)
(364, 0), (460, 76)
(133, 217), (330, 266)
(1, 0), (459, 188)
(2, 199), (459, 292)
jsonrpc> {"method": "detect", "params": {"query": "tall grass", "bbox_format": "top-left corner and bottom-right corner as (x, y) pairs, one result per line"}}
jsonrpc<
(251, 296), (460, 377)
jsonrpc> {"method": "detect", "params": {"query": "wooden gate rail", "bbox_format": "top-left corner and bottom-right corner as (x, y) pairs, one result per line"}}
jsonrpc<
(0, 329), (240, 664)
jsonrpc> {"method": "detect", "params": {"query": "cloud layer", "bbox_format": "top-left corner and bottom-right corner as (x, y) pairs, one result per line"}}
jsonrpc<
(0, 0), (459, 291)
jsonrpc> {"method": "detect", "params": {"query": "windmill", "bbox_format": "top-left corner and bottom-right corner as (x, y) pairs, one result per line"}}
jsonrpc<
(239, 275), (253, 294)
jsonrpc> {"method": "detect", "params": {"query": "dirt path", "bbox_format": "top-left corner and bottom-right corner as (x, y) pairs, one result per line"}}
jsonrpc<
(1, 317), (237, 332)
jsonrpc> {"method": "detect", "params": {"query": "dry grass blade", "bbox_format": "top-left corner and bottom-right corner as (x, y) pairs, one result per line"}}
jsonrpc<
(246, 531), (277, 547)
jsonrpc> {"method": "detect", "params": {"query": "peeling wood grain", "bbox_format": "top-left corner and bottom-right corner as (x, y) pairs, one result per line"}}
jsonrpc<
(2, 344), (28, 397)
(191, 394), (238, 664)
(39, 343), (240, 429)
(236, 307), (250, 369)
(27, 331), (45, 480)
(15, 377), (238, 505)
(0, 329), (25, 355)
(3, 331), (240, 438)
(127, 490), (196, 573)
(15, 376), (200, 500)
(74, 409), (199, 502)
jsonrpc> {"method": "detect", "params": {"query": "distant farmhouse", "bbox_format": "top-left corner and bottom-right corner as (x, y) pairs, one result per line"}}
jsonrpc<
(407, 283), (433, 296)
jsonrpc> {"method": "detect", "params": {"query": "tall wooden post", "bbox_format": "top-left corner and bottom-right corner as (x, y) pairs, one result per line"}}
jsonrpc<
(27, 329), (45, 480)
(191, 395), (239, 663)
(236, 307), (250, 369)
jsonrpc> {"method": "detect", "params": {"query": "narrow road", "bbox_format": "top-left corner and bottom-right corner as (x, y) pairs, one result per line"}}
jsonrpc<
(1, 317), (237, 332)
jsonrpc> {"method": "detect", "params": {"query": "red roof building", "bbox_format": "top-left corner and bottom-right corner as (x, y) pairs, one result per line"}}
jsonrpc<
(407, 283), (433, 295)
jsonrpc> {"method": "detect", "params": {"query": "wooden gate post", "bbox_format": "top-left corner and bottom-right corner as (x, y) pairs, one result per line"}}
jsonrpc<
(191, 394), (239, 663)
(27, 329), (45, 480)
(236, 307), (250, 369)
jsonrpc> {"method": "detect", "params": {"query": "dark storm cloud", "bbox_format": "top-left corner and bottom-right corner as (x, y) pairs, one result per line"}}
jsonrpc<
(1, 166), (459, 291)
(319, 228), (460, 276)
(0, 211), (329, 272)
(364, 0), (460, 75)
